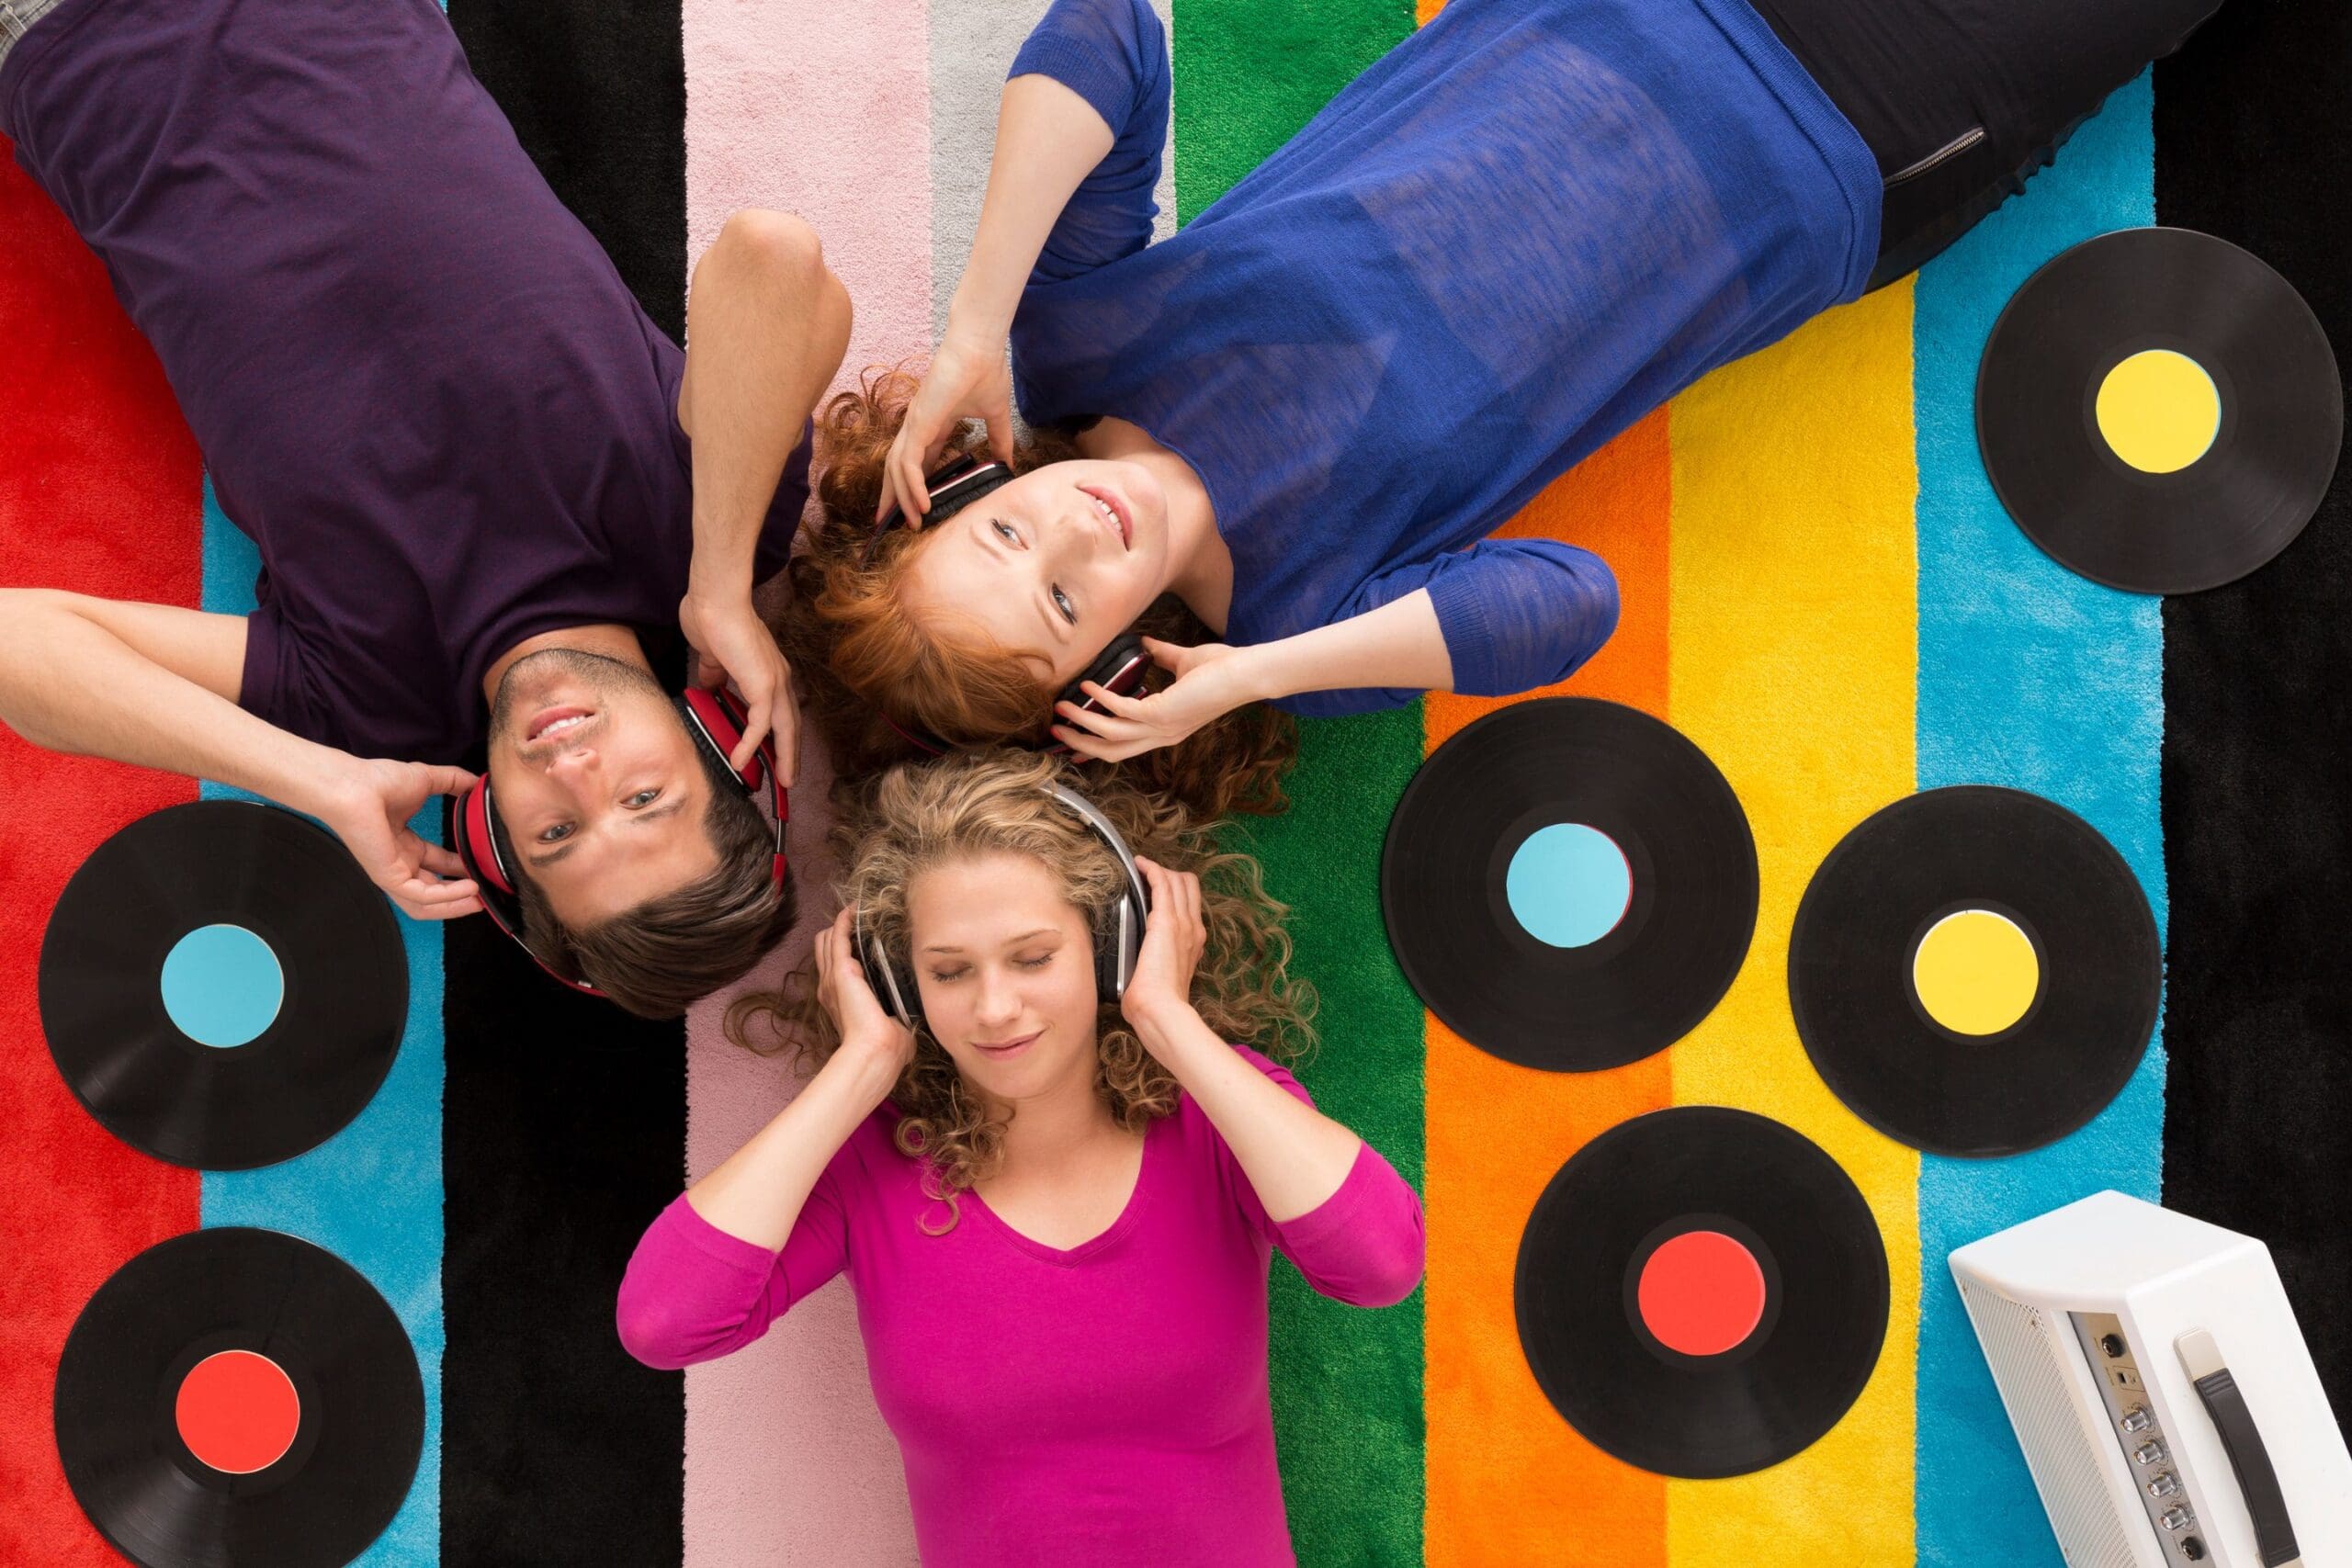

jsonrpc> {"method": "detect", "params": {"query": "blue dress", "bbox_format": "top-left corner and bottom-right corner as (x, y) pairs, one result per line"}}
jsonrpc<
(1007, 0), (1881, 715)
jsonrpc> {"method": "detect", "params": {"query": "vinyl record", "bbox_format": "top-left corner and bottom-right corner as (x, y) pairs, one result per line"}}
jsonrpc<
(1381, 698), (1758, 1072)
(1977, 226), (2342, 593)
(1789, 786), (2160, 1157)
(53, 1227), (424, 1568)
(1514, 1106), (1888, 1478)
(40, 801), (406, 1169)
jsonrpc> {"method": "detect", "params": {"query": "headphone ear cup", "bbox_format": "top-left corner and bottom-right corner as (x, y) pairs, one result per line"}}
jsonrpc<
(854, 906), (921, 1031)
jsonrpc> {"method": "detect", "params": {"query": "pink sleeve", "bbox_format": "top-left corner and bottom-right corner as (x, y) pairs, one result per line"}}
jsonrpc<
(1218, 1045), (1427, 1309)
(615, 1166), (851, 1371)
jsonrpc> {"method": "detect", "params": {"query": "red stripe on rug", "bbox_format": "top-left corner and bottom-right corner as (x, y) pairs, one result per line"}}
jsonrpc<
(0, 141), (204, 1565)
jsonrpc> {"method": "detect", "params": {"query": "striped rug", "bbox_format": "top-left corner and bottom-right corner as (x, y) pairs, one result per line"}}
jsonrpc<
(2, 1), (2345, 1564)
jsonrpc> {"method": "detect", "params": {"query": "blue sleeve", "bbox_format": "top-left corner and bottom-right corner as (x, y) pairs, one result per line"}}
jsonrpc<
(1009, 0), (1169, 285)
(1274, 539), (1622, 718)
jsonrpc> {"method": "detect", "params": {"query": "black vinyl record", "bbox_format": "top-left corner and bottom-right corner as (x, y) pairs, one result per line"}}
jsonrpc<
(53, 1227), (424, 1568)
(1513, 1106), (1888, 1478)
(1789, 786), (2160, 1157)
(1381, 698), (1758, 1072)
(40, 801), (406, 1169)
(1977, 226), (2342, 593)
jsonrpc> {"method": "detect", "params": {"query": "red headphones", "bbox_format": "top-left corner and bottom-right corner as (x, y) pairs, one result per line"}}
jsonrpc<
(450, 685), (787, 997)
(867, 455), (1155, 756)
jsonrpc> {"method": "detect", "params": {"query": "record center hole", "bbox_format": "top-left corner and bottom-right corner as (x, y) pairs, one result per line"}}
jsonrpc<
(175, 1349), (300, 1474)
(1505, 823), (1631, 949)
(1636, 1230), (1767, 1358)
(2096, 349), (2220, 474)
(1911, 909), (2040, 1037)
(159, 924), (284, 1048)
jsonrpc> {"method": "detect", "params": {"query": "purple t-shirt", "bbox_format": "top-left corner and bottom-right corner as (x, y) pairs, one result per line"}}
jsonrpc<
(617, 1045), (1426, 1566)
(0, 0), (808, 762)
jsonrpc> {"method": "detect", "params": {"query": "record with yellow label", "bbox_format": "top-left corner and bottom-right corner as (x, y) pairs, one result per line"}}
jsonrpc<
(1788, 786), (2160, 1157)
(1976, 226), (2340, 593)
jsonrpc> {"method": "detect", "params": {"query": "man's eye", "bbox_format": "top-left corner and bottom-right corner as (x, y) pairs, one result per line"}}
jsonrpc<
(627, 789), (660, 807)
(537, 823), (574, 844)
(992, 520), (1019, 545)
(1052, 586), (1076, 625)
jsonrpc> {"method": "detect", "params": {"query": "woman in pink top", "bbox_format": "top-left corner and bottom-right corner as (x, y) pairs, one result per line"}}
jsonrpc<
(616, 750), (1423, 1565)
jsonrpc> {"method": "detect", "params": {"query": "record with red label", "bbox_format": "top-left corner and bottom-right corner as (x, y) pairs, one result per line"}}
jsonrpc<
(1382, 698), (1758, 1073)
(52, 1227), (423, 1568)
(1513, 1106), (1888, 1478)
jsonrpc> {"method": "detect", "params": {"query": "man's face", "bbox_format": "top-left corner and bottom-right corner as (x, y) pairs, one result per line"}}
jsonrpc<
(485, 649), (718, 928)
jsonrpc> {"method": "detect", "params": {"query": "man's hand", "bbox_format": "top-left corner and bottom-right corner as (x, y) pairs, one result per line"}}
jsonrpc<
(875, 328), (1016, 527)
(310, 758), (483, 922)
(679, 591), (798, 784)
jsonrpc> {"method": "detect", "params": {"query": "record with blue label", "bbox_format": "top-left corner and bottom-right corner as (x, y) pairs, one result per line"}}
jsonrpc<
(1380, 698), (1758, 1072)
(40, 801), (406, 1169)
(53, 1227), (423, 1568)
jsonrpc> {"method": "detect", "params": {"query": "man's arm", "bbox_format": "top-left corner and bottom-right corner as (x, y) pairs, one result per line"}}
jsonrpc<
(674, 209), (854, 780)
(0, 588), (481, 920)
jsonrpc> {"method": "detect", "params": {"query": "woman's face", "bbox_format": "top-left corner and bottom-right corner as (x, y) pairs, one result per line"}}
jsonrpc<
(899, 458), (1173, 687)
(904, 849), (1102, 1105)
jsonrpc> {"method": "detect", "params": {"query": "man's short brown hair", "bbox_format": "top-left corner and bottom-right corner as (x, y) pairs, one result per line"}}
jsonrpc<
(514, 738), (795, 1018)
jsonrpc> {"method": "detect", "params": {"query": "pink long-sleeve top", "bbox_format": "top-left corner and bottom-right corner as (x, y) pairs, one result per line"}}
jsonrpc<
(616, 1045), (1424, 1566)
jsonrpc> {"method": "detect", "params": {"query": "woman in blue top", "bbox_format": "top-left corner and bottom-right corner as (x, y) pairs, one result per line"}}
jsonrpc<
(784, 0), (2220, 816)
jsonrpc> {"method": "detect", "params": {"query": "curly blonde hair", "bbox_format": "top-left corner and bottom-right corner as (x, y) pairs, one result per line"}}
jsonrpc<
(726, 749), (1315, 1229)
(774, 365), (1299, 819)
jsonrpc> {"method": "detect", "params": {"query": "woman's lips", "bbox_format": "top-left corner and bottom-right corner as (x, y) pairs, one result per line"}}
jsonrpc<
(1079, 484), (1132, 549)
(970, 1031), (1040, 1060)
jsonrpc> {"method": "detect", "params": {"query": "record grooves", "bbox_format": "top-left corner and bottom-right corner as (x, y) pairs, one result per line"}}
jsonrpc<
(1513, 1106), (1889, 1478)
(1977, 226), (2341, 594)
(53, 1227), (424, 1568)
(1382, 699), (1758, 1073)
(39, 800), (407, 1170)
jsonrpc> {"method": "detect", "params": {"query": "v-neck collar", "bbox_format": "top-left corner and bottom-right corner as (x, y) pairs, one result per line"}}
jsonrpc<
(963, 1116), (1162, 1268)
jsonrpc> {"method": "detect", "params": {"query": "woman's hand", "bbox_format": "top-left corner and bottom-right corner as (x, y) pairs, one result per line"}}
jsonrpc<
(1050, 638), (1261, 761)
(1122, 856), (1206, 1038)
(311, 757), (483, 921)
(812, 907), (917, 1079)
(876, 328), (1016, 527)
(678, 590), (798, 784)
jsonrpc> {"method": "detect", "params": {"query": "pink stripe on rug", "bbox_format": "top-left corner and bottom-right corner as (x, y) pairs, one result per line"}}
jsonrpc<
(683, 0), (935, 1562)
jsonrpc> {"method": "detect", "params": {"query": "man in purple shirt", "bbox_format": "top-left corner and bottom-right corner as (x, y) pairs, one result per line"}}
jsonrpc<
(0, 0), (845, 1014)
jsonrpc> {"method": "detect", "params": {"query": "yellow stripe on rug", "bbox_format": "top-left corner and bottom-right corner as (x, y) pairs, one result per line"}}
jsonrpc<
(1664, 280), (1921, 1562)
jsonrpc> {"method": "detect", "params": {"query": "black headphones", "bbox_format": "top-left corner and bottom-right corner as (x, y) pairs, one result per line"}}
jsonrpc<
(865, 455), (1155, 754)
(854, 781), (1149, 1032)
(450, 685), (787, 996)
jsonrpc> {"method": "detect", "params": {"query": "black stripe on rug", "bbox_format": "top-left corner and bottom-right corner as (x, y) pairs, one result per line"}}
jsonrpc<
(2155, 0), (2352, 1418)
(441, 1), (691, 1559)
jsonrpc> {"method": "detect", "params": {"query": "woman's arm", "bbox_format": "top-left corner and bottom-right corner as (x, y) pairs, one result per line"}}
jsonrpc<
(684, 908), (915, 1248)
(0, 588), (481, 920)
(878, 0), (1168, 522)
(674, 209), (854, 783)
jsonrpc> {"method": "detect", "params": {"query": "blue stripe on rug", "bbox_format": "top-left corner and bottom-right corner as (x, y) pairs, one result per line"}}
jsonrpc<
(1911, 71), (2167, 1567)
(198, 476), (446, 1567)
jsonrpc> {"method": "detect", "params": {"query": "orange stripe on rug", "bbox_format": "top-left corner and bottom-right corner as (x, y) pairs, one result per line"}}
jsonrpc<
(1422, 406), (1670, 1567)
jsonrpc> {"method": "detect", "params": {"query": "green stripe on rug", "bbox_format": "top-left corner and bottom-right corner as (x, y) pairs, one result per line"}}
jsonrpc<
(1174, 10), (1422, 1559)
(1227, 711), (1428, 1568)
(1172, 0), (1414, 224)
